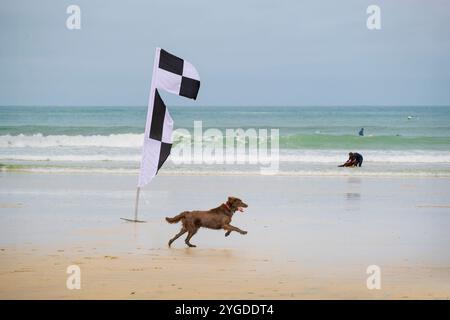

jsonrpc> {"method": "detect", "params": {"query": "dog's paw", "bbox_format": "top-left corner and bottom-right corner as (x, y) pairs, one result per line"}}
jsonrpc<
(225, 231), (231, 237)
(241, 231), (248, 235)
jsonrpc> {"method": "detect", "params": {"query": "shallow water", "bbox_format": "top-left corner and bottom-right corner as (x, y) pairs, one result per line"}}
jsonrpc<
(1, 173), (449, 267)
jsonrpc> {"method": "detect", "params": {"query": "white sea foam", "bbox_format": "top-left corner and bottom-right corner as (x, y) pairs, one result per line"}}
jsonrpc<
(1, 134), (450, 164)
(0, 154), (142, 162)
(2, 151), (450, 164)
(277, 150), (450, 163)
(0, 133), (145, 148)
(2, 166), (449, 178)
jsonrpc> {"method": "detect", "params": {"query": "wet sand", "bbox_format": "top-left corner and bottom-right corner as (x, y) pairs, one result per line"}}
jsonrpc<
(1, 172), (450, 299)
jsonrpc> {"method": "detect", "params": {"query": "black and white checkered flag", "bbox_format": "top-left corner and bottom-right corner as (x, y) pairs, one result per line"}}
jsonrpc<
(138, 48), (200, 187)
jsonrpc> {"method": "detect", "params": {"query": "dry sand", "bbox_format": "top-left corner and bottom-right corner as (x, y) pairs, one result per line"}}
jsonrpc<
(1, 244), (449, 299)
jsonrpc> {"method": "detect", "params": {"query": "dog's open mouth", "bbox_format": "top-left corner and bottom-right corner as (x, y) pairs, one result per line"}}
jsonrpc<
(237, 207), (245, 212)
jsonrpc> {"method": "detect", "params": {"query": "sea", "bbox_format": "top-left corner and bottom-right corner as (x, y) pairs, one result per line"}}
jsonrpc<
(1, 106), (449, 177)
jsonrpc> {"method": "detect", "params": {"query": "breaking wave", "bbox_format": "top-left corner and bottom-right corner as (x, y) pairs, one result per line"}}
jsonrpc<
(1, 132), (449, 150)
(0, 133), (144, 148)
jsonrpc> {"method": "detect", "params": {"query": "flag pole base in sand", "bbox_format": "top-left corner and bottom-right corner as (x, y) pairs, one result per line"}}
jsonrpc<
(120, 187), (146, 223)
(120, 218), (146, 223)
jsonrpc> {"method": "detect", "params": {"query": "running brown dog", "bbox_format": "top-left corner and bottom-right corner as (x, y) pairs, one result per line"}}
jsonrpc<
(165, 196), (248, 247)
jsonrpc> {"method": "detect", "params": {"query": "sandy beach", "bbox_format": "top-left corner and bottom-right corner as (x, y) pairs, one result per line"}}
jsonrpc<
(1, 172), (449, 299)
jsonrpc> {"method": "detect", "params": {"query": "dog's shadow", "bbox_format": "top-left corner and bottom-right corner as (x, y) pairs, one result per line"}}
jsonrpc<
(168, 247), (236, 260)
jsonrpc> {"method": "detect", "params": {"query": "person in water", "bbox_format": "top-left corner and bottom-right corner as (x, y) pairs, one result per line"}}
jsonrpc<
(359, 128), (364, 136)
(339, 152), (363, 167)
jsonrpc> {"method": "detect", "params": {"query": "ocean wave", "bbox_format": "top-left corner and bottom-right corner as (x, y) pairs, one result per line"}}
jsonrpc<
(1, 132), (450, 150)
(1, 133), (450, 164)
(0, 133), (145, 148)
(0, 132), (200, 148)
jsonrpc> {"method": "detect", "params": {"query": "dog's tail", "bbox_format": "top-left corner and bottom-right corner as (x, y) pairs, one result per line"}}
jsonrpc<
(165, 212), (187, 224)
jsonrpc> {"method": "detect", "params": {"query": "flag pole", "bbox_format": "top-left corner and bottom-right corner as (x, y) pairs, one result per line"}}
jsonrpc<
(134, 187), (141, 221)
(121, 187), (146, 223)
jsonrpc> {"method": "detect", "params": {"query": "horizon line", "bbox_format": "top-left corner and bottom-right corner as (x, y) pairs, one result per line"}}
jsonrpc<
(1, 105), (450, 108)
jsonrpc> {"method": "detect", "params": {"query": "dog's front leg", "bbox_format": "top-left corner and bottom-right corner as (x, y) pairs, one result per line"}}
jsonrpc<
(223, 224), (247, 235)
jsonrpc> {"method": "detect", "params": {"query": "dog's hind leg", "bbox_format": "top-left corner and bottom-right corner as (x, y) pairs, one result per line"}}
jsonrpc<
(185, 229), (198, 248)
(168, 228), (187, 247)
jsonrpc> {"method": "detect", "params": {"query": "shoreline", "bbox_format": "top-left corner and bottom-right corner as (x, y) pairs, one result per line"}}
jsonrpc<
(1, 165), (450, 178)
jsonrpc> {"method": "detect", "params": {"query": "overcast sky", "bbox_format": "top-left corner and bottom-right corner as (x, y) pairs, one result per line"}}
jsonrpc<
(1, 0), (449, 106)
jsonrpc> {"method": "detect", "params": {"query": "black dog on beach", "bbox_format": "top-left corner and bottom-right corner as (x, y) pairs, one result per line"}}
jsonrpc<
(165, 197), (248, 248)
